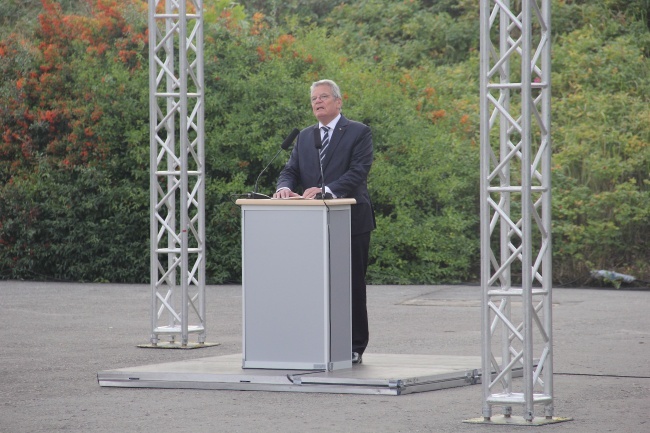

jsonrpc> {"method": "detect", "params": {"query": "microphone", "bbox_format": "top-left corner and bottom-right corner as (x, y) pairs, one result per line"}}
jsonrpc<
(313, 128), (332, 200)
(248, 128), (299, 199)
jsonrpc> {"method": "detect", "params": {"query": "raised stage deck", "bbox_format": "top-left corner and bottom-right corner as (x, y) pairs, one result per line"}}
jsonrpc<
(97, 353), (510, 395)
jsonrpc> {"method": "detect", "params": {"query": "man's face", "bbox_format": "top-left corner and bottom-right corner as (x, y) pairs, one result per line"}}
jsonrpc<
(311, 84), (342, 125)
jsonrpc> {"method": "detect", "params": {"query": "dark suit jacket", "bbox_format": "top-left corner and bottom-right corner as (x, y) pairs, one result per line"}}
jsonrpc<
(277, 115), (375, 235)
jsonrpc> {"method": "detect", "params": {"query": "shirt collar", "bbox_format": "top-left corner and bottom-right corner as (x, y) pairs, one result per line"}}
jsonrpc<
(319, 114), (341, 131)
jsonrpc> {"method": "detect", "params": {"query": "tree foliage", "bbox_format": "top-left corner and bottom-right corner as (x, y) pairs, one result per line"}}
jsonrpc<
(1, 0), (150, 281)
(1, 0), (648, 286)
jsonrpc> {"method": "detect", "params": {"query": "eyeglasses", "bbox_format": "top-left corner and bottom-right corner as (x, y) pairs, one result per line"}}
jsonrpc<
(311, 94), (332, 103)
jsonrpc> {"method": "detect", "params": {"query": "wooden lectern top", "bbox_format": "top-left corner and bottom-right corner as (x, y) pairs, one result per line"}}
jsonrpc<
(235, 198), (356, 206)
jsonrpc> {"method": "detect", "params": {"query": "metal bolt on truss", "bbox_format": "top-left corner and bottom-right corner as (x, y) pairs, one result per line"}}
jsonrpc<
(468, 0), (568, 426)
(146, 0), (207, 348)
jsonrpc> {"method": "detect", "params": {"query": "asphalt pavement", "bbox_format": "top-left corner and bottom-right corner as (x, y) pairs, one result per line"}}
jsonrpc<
(1, 281), (648, 433)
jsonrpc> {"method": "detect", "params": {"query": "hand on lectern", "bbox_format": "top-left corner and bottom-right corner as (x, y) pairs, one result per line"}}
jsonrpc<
(301, 187), (326, 199)
(273, 188), (301, 199)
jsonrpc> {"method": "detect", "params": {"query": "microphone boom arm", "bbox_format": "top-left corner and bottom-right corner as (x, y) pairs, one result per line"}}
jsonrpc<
(253, 147), (283, 195)
(249, 128), (299, 199)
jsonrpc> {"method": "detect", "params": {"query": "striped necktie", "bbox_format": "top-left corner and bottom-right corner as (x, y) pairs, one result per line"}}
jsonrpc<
(319, 126), (330, 162)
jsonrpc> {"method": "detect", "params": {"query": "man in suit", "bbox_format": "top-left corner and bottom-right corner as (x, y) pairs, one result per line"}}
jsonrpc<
(273, 79), (375, 364)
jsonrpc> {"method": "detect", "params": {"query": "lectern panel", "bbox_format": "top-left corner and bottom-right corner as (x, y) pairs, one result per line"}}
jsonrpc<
(328, 209), (352, 364)
(243, 208), (327, 368)
(239, 200), (353, 371)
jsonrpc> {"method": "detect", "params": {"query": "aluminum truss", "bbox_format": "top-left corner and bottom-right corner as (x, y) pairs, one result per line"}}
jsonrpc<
(148, 0), (206, 347)
(479, 0), (554, 422)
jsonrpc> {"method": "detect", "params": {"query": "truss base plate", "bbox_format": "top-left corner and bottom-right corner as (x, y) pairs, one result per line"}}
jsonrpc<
(137, 342), (220, 350)
(97, 353), (518, 395)
(463, 415), (573, 426)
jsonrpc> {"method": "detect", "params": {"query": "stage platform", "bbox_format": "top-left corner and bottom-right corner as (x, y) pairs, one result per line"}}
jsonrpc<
(97, 353), (515, 396)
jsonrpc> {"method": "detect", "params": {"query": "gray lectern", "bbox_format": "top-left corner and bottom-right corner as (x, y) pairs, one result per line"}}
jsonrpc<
(236, 198), (355, 371)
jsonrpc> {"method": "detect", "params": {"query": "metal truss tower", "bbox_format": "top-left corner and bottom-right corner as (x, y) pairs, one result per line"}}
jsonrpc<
(147, 0), (206, 347)
(478, 0), (556, 423)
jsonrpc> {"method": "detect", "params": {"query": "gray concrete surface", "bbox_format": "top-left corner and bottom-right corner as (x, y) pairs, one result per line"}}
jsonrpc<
(1, 281), (648, 433)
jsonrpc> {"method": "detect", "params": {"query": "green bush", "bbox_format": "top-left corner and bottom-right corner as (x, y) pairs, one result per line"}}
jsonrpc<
(0, 0), (150, 282)
(550, 3), (650, 284)
(0, 163), (149, 281)
(0, 0), (648, 285)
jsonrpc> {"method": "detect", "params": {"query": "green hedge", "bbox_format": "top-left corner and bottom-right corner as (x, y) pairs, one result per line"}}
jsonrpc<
(0, 0), (648, 286)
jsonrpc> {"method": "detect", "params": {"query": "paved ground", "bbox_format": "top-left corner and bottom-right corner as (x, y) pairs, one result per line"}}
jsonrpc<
(1, 281), (648, 433)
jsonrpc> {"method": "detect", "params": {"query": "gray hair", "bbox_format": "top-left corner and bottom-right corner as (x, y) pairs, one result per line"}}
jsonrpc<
(311, 79), (342, 100)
